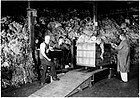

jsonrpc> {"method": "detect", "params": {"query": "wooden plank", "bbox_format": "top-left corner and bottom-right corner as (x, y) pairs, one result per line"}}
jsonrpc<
(76, 64), (95, 67)
(66, 76), (92, 97)
(29, 68), (108, 97)
(29, 94), (40, 97)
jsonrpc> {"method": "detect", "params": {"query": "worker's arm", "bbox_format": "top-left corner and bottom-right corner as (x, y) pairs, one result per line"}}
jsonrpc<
(115, 42), (124, 50)
(53, 44), (60, 49)
(63, 44), (70, 50)
(111, 42), (123, 50)
(40, 43), (51, 61)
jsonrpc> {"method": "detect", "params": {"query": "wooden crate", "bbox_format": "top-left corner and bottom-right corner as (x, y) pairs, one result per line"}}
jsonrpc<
(76, 43), (96, 67)
(76, 43), (111, 67)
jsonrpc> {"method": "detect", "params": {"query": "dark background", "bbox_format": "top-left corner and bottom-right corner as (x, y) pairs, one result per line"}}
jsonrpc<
(1, 1), (139, 17)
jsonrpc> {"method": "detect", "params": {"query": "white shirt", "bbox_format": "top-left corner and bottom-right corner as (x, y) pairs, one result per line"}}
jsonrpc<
(40, 42), (51, 61)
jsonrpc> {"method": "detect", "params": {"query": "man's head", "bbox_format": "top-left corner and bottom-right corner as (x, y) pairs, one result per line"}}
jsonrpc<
(35, 39), (39, 44)
(44, 35), (51, 44)
(119, 34), (127, 41)
(58, 36), (64, 45)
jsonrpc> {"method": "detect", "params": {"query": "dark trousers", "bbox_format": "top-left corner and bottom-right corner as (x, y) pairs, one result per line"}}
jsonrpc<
(40, 59), (57, 83)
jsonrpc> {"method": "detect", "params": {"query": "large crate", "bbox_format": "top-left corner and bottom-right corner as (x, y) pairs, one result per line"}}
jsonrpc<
(76, 43), (96, 67)
(76, 43), (111, 67)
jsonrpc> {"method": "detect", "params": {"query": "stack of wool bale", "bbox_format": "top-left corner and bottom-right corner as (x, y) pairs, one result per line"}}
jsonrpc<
(1, 17), (37, 88)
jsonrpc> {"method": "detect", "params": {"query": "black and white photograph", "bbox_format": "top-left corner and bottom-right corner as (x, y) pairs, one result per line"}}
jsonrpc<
(1, 0), (139, 97)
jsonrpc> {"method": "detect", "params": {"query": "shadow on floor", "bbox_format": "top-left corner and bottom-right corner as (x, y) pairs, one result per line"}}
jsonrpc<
(71, 65), (139, 97)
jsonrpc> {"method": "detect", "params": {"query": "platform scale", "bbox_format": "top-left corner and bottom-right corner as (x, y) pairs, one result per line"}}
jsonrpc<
(29, 67), (108, 97)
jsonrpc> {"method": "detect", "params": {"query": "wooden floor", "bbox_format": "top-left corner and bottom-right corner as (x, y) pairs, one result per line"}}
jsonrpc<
(29, 68), (108, 97)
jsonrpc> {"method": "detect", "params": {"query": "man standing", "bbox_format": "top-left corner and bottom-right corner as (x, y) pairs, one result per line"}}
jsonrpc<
(111, 34), (130, 82)
(53, 37), (71, 69)
(40, 35), (59, 86)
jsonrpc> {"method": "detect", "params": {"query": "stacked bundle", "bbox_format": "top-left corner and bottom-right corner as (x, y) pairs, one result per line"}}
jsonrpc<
(98, 18), (139, 65)
(47, 21), (72, 46)
(1, 17), (37, 88)
(64, 17), (81, 40)
(46, 17), (95, 46)
(98, 18), (121, 44)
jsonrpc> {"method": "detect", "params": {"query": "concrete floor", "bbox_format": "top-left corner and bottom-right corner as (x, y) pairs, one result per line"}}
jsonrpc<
(1, 65), (139, 97)
(71, 65), (139, 97)
(71, 76), (139, 97)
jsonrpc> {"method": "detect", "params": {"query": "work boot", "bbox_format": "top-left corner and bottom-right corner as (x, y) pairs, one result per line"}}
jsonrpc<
(40, 82), (44, 86)
(52, 77), (60, 81)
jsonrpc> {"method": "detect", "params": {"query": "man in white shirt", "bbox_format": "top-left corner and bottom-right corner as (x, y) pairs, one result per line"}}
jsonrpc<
(40, 35), (59, 86)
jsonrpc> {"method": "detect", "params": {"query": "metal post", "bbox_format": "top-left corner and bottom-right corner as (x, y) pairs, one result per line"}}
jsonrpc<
(27, 0), (32, 50)
(27, 1), (37, 71)
(27, 10), (31, 48)
(93, 2), (98, 27)
(27, 8), (37, 51)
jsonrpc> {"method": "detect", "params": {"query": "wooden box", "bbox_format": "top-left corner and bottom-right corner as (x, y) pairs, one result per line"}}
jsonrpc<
(76, 43), (111, 67)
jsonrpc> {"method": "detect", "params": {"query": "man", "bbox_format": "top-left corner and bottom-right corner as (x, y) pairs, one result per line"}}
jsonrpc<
(111, 34), (130, 82)
(40, 35), (59, 86)
(53, 37), (71, 69)
(35, 39), (41, 80)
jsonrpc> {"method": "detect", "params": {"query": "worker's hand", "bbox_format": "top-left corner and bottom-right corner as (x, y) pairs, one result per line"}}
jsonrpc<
(46, 49), (50, 53)
(113, 44), (117, 47)
(110, 43), (114, 47)
(111, 43), (116, 48)
(47, 58), (51, 61)
(112, 45), (116, 48)
(49, 46), (54, 51)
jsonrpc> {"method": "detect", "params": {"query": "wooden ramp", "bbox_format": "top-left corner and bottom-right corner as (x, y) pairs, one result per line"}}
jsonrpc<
(29, 68), (108, 97)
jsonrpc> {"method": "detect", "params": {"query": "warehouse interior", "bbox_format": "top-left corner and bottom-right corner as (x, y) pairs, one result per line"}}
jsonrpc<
(1, 1), (139, 97)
